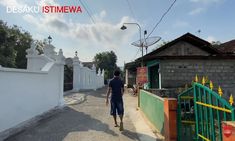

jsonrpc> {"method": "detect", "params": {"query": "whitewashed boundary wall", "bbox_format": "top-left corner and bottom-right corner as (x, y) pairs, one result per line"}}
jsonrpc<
(0, 42), (65, 134)
(73, 54), (104, 91)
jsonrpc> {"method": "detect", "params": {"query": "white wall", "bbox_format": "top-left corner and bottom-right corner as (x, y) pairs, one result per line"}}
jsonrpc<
(72, 56), (104, 91)
(0, 43), (65, 133)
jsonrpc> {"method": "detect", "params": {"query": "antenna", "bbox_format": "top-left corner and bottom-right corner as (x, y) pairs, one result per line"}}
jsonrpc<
(131, 36), (161, 55)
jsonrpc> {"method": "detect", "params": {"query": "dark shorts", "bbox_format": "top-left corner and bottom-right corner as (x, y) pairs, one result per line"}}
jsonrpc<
(110, 100), (124, 116)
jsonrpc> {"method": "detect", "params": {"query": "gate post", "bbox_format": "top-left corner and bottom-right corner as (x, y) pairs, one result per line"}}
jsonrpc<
(164, 98), (177, 141)
(73, 54), (81, 91)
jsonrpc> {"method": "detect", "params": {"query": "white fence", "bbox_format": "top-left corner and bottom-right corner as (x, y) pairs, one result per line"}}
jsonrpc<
(73, 55), (104, 91)
(0, 43), (65, 133)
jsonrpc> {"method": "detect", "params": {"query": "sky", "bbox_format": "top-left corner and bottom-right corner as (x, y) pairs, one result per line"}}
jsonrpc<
(0, 0), (235, 66)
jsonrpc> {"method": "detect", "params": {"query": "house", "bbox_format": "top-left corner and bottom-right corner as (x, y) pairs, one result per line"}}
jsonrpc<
(125, 33), (235, 97)
(124, 61), (140, 87)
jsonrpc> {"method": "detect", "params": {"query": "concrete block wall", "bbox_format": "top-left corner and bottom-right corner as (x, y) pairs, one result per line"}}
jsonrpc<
(160, 59), (235, 97)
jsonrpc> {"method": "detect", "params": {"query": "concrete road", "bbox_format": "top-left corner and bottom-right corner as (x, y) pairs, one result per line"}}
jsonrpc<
(5, 87), (159, 141)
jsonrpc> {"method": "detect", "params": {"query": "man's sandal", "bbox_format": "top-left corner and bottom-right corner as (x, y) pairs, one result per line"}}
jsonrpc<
(119, 122), (124, 131)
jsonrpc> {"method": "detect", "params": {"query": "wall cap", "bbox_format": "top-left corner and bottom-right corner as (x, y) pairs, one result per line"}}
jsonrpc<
(140, 89), (165, 101)
(0, 67), (48, 74)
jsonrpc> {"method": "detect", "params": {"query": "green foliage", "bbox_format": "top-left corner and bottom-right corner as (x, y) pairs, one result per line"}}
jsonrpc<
(211, 41), (221, 48)
(94, 51), (121, 79)
(64, 65), (73, 91)
(0, 20), (33, 68)
(64, 65), (73, 83)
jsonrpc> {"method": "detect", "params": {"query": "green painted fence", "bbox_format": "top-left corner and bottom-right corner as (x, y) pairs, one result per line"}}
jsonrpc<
(177, 82), (235, 141)
(140, 90), (165, 134)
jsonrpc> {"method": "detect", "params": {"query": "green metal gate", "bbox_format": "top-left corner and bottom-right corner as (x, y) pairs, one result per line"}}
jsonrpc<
(177, 79), (235, 141)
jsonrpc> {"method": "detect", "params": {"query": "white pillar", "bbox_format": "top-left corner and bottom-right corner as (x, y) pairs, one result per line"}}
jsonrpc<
(92, 64), (96, 90)
(80, 63), (84, 89)
(98, 68), (101, 88)
(95, 72), (98, 89)
(56, 49), (65, 106)
(102, 69), (105, 87)
(125, 69), (129, 86)
(87, 70), (90, 89)
(73, 54), (81, 92)
(158, 67), (162, 89)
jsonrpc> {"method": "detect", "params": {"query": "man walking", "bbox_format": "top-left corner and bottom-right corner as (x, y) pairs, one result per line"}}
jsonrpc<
(106, 70), (124, 131)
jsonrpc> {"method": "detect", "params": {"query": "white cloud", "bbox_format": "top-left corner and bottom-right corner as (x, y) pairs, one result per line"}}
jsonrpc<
(23, 9), (136, 49)
(1, 0), (139, 64)
(206, 36), (216, 43)
(189, 7), (205, 15)
(172, 21), (189, 28)
(0, 0), (24, 7)
(92, 10), (107, 23)
(36, 0), (59, 6)
(189, 0), (224, 16)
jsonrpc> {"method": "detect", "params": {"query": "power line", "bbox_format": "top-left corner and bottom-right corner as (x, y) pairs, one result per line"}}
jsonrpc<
(79, 0), (96, 24)
(82, 0), (96, 19)
(125, 0), (137, 21)
(147, 0), (177, 38)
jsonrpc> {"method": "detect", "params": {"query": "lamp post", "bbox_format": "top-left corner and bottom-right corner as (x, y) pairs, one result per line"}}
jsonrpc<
(144, 30), (148, 54)
(48, 35), (52, 45)
(121, 23), (143, 67)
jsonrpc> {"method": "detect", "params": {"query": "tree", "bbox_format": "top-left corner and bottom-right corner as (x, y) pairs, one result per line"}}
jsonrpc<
(11, 25), (32, 68)
(0, 21), (16, 67)
(211, 41), (221, 48)
(0, 20), (33, 68)
(93, 51), (120, 80)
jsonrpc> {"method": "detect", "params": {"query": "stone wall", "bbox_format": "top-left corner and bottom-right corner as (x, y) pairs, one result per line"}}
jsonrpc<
(160, 59), (235, 98)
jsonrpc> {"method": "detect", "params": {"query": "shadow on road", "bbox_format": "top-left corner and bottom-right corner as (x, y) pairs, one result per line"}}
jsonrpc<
(5, 107), (118, 141)
(122, 129), (159, 141)
(121, 129), (140, 140)
(87, 87), (107, 99)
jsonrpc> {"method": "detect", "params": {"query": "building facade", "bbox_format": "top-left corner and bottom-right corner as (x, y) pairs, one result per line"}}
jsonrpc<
(125, 33), (235, 97)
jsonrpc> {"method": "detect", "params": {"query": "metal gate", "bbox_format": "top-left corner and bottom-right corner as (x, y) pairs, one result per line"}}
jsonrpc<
(177, 80), (235, 141)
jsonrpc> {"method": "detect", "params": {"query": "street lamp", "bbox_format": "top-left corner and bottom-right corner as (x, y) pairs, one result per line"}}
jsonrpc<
(121, 23), (143, 67)
(48, 35), (52, 45)
(120, 25), (127, 30)
(144, 30), (148, 54)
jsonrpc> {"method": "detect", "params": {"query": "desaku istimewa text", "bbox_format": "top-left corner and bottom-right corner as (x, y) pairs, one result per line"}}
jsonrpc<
(6, 5), (82, 13)
(42, 6), (82, 13)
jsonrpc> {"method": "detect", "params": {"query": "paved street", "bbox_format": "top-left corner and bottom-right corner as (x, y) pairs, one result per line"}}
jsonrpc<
(5, 87), (159, 141)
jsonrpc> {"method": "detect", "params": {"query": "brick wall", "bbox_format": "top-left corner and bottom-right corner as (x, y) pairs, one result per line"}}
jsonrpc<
(160, 59), (235, 98)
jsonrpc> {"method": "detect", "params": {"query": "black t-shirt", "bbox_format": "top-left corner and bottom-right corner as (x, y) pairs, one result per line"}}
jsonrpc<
(109, 77), (124, 102)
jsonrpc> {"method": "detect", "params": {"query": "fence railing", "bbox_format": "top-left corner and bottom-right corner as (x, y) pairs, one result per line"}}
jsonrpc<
(177, 75), (235, 141)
